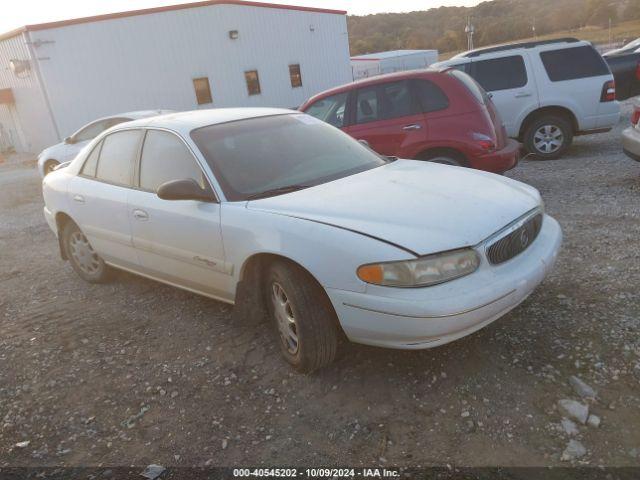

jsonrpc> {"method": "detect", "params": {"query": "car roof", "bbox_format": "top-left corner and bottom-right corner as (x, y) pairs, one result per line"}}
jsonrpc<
(450, 37), (588, 60)
(118, 108), (295, 132)
(302, 69), (445, 104)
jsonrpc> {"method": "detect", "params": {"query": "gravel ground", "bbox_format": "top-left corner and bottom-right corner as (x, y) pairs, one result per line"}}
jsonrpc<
(1, 101), (639, 470)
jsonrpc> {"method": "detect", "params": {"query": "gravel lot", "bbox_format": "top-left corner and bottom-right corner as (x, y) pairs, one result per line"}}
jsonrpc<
(1, 101), (639, 470)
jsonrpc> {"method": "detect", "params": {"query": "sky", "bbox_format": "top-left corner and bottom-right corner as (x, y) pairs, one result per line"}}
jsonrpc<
(2, 0), (482, 34)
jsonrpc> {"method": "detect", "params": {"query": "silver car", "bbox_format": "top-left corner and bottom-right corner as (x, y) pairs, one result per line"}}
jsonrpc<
(622, 104), (640, 161)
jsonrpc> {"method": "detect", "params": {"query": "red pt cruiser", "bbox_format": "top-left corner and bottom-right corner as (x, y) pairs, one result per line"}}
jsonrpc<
(299, 68), (520, 174)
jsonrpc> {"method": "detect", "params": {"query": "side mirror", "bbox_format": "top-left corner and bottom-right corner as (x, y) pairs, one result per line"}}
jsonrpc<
(64, 136), (75, 144)
(157, 179), (216, 202)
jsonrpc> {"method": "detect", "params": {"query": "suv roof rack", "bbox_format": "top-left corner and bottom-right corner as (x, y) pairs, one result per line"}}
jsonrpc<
(463, 38), (581, 58)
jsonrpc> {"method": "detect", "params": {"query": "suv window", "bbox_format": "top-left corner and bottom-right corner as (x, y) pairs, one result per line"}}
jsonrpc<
(540, 45), (610, 82)
(411, 79), (449, 113)
(139, 130), (206, 192)
(472, 55), (527, 91)
(305, 92), (348, 128)
(95, 130), (142, 186)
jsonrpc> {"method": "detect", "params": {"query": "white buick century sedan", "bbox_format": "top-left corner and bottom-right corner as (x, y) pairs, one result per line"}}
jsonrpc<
(42, 109), (562, 373)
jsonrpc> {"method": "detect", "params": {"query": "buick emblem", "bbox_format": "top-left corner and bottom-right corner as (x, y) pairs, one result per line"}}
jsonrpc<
(519, 229), (530, 248)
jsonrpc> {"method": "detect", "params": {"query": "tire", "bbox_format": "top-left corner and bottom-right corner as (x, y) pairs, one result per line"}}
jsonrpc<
(266, 261), (339, 373)
(523, 115), (573, 160)
(62, 221), (114, 284)
(43, 160), (59, 176)
(417, 151), (467, 167)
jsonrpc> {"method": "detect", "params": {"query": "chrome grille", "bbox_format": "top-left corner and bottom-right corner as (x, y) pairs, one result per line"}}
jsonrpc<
(487, 214), (543, 265)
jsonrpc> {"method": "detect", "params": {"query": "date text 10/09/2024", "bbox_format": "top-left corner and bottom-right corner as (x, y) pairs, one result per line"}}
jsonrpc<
(233, 468), (401, 478)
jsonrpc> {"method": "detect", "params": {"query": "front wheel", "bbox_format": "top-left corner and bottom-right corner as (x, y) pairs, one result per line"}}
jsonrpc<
(524, 115), (573, 160)
(266, 261), (339, 373)
(62, 222), (114, 283)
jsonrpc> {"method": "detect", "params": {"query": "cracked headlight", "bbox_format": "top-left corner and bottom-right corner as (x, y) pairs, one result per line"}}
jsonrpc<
(357, 248), (480, 288)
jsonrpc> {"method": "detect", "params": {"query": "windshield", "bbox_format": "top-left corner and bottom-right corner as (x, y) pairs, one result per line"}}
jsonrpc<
(190, 114), (387, 201)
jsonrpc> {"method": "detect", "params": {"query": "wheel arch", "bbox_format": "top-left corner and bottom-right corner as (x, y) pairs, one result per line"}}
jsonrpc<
(234, 252), (345, 335)
(518, 106), (578, 140)
(54, 211), (77, 260)
(414, 147), (469, 165)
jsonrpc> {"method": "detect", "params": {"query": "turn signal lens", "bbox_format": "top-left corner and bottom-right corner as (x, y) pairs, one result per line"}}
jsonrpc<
(357, 249), (480, 288)
(631, 106), (640, 126)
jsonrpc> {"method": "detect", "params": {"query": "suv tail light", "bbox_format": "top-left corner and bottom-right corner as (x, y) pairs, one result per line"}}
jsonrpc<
(600, 80), (616, 102)
(632, 106), (640, 126)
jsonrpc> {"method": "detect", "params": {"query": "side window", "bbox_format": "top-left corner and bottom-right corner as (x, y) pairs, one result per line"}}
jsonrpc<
(81, 141), (102, 177)
(289, 64), (303, 88)
(412, 79), (449, 113)
(245, 70), (261, 96)
(540, 45), (610, 82)
(304, 92), (348, 128)
(139, 130), (206, 192)
(471, 55), (527, 91)
(355, 87), (379, 124)
(193, 77), (213, 105)
(74, 120), (110, 142)
(378, 81), (413, 120)
(95, 130), (142, 186)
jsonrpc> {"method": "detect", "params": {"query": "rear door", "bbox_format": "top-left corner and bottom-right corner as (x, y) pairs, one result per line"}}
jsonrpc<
(68, 129), (143, 267)
(127, 129), (230, 300)
(468, 53), (538, 138)
(342, 80), (427, 157)
(534, 44), (615, 130)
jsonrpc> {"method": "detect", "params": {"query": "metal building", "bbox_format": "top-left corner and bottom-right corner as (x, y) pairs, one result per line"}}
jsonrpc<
(351, 50), (439, 81)
(0, 0), (351, 153)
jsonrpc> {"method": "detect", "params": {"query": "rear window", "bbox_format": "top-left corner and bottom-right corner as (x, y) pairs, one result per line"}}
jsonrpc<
(540, 45), (610, 82)
(411, 79), (449, 113)
(472, 55), (528, 91)
(447, 70), (487, 105)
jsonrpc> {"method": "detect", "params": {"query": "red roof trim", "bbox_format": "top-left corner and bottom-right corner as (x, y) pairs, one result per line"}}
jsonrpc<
(17, 1), (345, 34)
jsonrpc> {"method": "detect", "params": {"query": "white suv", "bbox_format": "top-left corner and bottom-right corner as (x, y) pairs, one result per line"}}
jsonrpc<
(434, 38), (620, 159)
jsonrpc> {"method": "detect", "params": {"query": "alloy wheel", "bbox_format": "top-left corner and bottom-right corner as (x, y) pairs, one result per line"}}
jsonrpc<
(271, 282), (300, 355)
(533, 125), (564, 154)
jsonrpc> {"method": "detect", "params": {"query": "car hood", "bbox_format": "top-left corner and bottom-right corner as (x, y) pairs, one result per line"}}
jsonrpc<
(247, 160), (542, 256)
(39, 142), (64, 157)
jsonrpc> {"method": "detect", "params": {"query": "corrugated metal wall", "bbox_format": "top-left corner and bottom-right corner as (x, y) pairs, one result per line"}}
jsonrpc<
(29, 4), (352, 139)
(0, 32), (58, 152)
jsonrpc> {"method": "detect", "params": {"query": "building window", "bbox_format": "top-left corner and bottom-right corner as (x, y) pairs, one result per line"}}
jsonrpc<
(193, 77), (213, 105)
(245, 70), (261, 96)
(289, 64), (302, 88)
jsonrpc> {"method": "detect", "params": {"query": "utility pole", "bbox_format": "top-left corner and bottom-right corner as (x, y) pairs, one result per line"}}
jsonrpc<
(532, 16), (537, 39)
(465, 16), (475, 50)
(608, 17), (612, 48)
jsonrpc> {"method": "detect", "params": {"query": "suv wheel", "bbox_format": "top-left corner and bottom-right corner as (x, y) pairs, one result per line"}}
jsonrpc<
(266, 261), (338, 373)
(524, 115), (573, 160)
(62, 222), (114, 283)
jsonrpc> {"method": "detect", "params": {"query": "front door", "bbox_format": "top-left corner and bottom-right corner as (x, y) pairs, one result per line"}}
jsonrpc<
(469, 53), (539, 138)
(342, 80), (428, 158)
(127, 129), (230, 300)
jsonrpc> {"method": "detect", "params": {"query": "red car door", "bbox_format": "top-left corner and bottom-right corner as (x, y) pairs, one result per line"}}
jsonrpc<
(342, 80), (428, 158)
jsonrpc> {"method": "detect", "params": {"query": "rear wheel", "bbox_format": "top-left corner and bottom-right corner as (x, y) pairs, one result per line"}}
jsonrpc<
(266, 261), (338, 373)
(524, 115), (573, 160)
(62, 222), (113, 283)
(43, 160), (59, 176)
(417, 151), (467, 167)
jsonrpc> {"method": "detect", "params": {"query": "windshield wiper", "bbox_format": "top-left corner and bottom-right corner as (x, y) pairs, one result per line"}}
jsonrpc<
(246, 184), (312, 201)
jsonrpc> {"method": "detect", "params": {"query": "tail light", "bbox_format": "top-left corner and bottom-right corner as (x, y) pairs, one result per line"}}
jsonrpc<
(631, 106), (640, 126)
(600, 80), (616, 102)
(472, 132), (496, 152)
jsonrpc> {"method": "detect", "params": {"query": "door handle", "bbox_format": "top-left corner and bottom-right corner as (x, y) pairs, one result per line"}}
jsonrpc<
(72, 195), (85, 204)
(515, 92), (532, 98)
(403, 124), (422, 131)
(132, 209), (149, 220)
